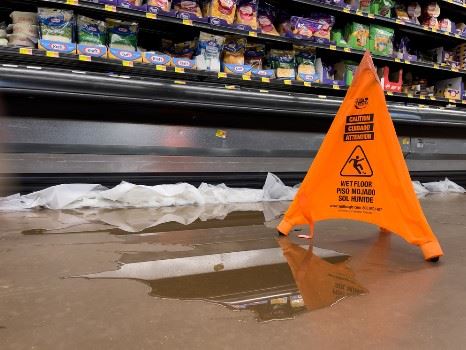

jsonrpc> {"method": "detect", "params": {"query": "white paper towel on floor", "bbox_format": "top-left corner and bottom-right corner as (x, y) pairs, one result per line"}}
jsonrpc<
(422, 178), (466, 193)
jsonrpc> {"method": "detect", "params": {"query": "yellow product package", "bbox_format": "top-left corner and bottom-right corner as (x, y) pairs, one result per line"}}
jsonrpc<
(235, 0), (258, 30)
(173, 0), (202, 17)
(223, 35), (246, 65)
(147, 0), (171, 11)
(209, 0), (237, 24)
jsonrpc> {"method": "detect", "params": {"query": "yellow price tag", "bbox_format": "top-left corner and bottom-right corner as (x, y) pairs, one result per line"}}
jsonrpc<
(356, 10), (363, 16)
(423, 25), (429, 31)
(66, 0), (78, 5)
(225, 85), (236, 90)
(248, 31), (257, 37)
(284, 80), (292, 85)
(318, 95), (327, 99)
(430, 96), (436, 100)
(434, 64), (439, 69)
(330, 45), (337, 50)
(343, 8), (350, 13)
(368, 13), (375, 18)
(462, 100), (466, 104)
(78, 55), (91, 62)
(344, 47), (351, 53)
(455, 34), (461, 38)
(174, 80), (186, 85)
(215, 130), (227, 138)
(182, 19), (193, 26)
(19, 47), (32, 55)
(261, 77), (270, 83)
(432, 27), (437, 32)
(304, 82), (312, 87)
(447, 0), (453, 2)
(146, 13), (157, 19)
(387, 91), (393, 96)
(259, 89), (269, 93)
(395, 19), (403, 24)
(420, 95), (426, 100)
(449, 99), (456, 103)
(104, 4), (116, 12)
(175, 67), (185, 73)
(122, 61), (133, 67)
(242, 75), (251, 81)
(156, 65), (166, 71)
(407, 93), (414, 98)
(218, 72), (227, 78)
(404, 60), (411, 64)
(395, 58), (401, 62)
(46, 51), (59, 58)
(452, 67), (459, 72)
(333, 84), (340, 90)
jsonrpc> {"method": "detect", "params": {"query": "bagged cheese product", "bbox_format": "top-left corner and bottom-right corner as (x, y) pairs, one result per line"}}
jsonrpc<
(162, 39), (196, 58)
(208, 0), (238, 24)
(268, 49), (295, 79)
(147, 0), (172, 11)
(195, 31), (225, 72)
(294, 45), (317, 81)
(223, 35), (246, 65)
(173, 0), (203, 17)
(258, 1), (279, 36)
(10, 11), (37, 25)
(235, 0), (258, 29)
(77, 16), (106, 46)
(245, 43), (265, 68)
(107, 19), (138, 50)
(38, 8), (74, 43)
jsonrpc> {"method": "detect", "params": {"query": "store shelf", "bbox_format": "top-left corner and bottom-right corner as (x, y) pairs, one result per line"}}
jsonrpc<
(1, 46), (465, 109)
(292, 0), (466, 42)
(5, 0), (466, 79)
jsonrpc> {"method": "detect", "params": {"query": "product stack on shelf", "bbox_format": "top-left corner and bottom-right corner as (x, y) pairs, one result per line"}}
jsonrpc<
(0, 0), (465, 104)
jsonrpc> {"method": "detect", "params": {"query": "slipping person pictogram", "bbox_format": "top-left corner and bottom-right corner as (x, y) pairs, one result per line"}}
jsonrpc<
(340, 145), (373, 177)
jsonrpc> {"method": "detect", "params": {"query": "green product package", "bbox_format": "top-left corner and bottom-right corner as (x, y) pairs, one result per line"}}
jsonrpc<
(369, 25), (394, 56)
(77, 16), (106, 46)
(370, 0), (394, 17)
(345, 22), (369, 50)
(38, 8), (74, 43)
(107, 19), (138, 51)
(267, 49), (296, 79)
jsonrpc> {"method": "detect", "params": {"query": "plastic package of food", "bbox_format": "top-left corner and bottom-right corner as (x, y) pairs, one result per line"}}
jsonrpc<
(0, 22), (7, 38)
(294, 45), (317, 81)
(288, 17), (321, 39)
(10, 11), (37, 25)
(208, 0), (238, 24)
(77, 16), (106, 45)
(369, 25), (394, 56)
(38, 8), (74, 43)
(107, 19), (138, 50)
(173, 0), (203, 17)
(345, 22), (369, 49)
(359, 0), (371, 12)
(0, 38), (7, 46)
(422, 2), (440, 29)
(395, 4), (410, 21)
(121, 0), (143, 5)
(195, 32), (225, 71)
(147, 0), (172, 11)
(245, 43), (265, 68)
(223, 35), (246, 64)
(267, 49), (295, 79)
(7, 23), (38, 38)
(257, 1), (279, 36)
(306, 14), (335, 41)
(407, 2), (421, 24)
(235, 0), (258, 29)
(162, 39), (196, 58)
(370, 0), (395, 17)
(7, 34), (36, 47)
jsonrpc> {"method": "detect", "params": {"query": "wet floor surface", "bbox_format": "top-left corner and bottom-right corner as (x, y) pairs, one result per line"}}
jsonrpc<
(0, 194), (465, 349)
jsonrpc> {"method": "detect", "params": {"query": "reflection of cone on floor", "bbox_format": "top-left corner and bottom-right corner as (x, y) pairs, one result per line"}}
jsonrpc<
(278, 239), (367, 311)
(277, 51), (443, 261)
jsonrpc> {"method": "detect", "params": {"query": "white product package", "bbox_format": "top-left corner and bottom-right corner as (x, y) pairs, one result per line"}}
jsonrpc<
(422, 178), (466, 193)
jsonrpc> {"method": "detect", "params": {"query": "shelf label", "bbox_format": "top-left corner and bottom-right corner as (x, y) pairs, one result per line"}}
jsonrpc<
(433, 64), (439, 69)
(332, 84), (340, 90)
(66, 0), (78, 5)
(261, 77), (270, 83)
(423, 25), (429, 30)
(122, 61), (133, 67)
(455, 34), (460, 38)
(449, 99), (456, 103)
(242, 75), (251, 81)
(248, 31), (257, 37)
(225, 85), (236, 90)
(146, 13), (157, 20)
(19, 48), (32, 55)
(259, 89), (269, 93)
(407, 93), (414, 98)
(46, 51), (59, 58)
(395, 19), (403, 24)
(215, 130), (227, 139)
(174, 80), (186, 85)
(318, 95), (327, 99)
(156, 65), (166, 71)
(104, 4), (116, 12)
(344, 47), (351, 53)
(368, 13), (375, 18)
(452, 67), (459, 72)
(404, 60), (411, 64)
(419, 95), (426, 100)
(432, 27), (437, 32)
(175, 67), (185, 73)
(304, 82), (312, 87)
(343, 8), (350, 13)
(356, 10), (363, 16)
(78, 55), (91, 62)
(462, 100), (466, 104)
(218, 72), (227, 78)
(394, 58), (401, 62)
(430, 96), (436, 100)
(284, 80), (292, 85)
(182, 19), (193, 26)
(386, 91), (393, 96)
(330, 45), (337, 50)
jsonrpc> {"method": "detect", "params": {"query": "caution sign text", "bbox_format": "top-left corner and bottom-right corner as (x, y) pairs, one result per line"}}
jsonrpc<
(344, 114), (374, 142)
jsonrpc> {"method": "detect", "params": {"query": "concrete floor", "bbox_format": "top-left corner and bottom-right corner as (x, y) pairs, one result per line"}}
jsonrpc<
(0, 194), (465, 349)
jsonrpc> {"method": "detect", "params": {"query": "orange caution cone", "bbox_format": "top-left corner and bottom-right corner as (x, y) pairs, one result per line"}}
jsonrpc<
(278, 51), (443, 261)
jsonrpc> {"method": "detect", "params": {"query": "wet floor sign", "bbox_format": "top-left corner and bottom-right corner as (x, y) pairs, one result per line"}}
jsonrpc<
(278, 51), (443, 261)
